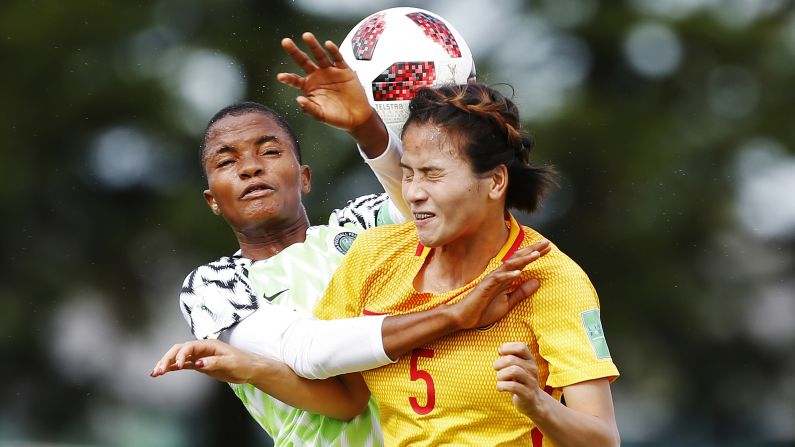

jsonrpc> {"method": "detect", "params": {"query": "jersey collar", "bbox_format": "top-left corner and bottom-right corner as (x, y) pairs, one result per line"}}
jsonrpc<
(415, 212), (525, 262)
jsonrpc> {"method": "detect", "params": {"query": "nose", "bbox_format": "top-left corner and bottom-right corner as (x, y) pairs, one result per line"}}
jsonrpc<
(237, 152), (263, 178)
(402, 177), (428, 204)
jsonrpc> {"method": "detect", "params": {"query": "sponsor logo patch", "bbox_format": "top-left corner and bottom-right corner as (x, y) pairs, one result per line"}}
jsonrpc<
(334, 231), (358, 255)
(580, 309), (611, 360)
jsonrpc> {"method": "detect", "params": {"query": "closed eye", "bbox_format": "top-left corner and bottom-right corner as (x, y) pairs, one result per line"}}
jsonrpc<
(260, 148), (282, 157)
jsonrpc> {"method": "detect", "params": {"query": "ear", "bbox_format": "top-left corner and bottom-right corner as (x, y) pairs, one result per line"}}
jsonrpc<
(300, 164), (312, 194)
(203, 189), (222, 216)
(488, 164), (509, 201)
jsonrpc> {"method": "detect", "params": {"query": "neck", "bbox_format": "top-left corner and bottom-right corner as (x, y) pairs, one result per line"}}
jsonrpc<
(423, 211), (510, 292)
(235, 212), (311, 261)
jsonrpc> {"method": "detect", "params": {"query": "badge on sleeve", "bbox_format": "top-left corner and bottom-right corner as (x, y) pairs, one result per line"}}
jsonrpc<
(580, 309), (612, 360)
(334, 231), (358, 254)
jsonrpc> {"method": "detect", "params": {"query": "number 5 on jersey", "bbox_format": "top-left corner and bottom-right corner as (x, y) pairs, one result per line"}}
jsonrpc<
(409, 348), (435, 415)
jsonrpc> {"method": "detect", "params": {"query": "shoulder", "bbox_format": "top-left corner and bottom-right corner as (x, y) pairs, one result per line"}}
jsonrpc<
(329, 193), (390, 230)
(180, 254), (259, 339)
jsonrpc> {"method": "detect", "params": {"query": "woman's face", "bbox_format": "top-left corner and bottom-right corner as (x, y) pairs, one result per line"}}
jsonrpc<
(202, 112), (310, 233)
(400, 122), (494, 248)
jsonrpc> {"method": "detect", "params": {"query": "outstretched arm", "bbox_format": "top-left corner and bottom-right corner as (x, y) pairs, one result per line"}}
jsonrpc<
(272, 240), (549, 379)
(153, 240), (549, 377)
(151, 339), (370, 421)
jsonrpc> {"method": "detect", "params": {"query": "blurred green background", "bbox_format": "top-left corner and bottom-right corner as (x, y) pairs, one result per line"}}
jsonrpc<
(2, 0), (794, 446)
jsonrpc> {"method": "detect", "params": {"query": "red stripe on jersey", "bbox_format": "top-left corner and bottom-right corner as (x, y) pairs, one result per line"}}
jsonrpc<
(362, 309), (388, 316)
(531, 428), (543, 447)
(500, 220), (525, 262)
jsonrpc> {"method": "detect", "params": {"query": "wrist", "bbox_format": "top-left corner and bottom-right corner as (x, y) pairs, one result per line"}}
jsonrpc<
(244, 353), (272, 385)
(350, 108), (389, 159)
(442, 302), (473, 331)
(521, 387), (549, 420)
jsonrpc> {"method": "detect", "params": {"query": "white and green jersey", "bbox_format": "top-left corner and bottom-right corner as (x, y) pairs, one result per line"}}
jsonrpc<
(180, 193), (399, 447)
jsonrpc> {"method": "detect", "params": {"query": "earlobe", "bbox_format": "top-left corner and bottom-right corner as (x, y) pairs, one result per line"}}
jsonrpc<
(203, 189), (222, 216)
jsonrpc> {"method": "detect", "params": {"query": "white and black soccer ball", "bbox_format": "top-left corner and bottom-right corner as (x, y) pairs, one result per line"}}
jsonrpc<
(341, 7), (476, 135)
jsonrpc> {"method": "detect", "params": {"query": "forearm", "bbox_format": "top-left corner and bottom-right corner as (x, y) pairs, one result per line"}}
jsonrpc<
(280, 315), (393, 379)
(245, 356), (368, 420)
(381, 305), (460, 360)
(350, 108), (389, 158)
(526, 389), (620, 447)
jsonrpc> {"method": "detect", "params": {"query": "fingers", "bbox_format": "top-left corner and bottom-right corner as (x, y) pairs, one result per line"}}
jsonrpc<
(295, 96), (323, 118)
(497, 341), (534, 360)
(493, 343), (537, 390)
(495, 363), (534, 387)
(175, 342), (201, 369)
(493, 342), (541, 414)
(502, 239), (550, 269)
(150, 343), (185, 377)
(324, 40), (349, 69)
(481, 268), (522, 289)
(504, 278), (539, 308)
(150, 340), (224, 377)
(302, 32), (333, 69)
(276, 72), (305, 89)
(281, 37), (317, 74)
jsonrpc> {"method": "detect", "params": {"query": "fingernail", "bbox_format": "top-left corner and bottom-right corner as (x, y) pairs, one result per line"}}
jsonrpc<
(195, 359), (205, 368)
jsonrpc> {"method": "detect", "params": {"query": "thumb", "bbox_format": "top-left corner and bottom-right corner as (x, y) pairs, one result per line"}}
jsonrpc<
(505, 278), (539, 308)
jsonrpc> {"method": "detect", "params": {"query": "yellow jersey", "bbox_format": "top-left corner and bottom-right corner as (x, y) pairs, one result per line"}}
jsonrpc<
(314, 215), (619, 446)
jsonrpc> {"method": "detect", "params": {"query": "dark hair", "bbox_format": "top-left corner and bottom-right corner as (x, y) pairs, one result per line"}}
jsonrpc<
(402, 83), (557, 213)
(199, 101), (302, 177)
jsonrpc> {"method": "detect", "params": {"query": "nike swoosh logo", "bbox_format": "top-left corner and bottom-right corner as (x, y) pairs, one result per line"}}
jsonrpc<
(263, 289), (288, 302)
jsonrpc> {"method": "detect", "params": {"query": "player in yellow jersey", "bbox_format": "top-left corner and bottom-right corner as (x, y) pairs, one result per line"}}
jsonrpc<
(310, 83), (620, 447)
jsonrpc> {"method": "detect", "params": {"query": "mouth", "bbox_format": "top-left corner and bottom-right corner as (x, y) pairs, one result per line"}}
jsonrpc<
(240, 182), (275, 200)
(413, 211), (435, 222)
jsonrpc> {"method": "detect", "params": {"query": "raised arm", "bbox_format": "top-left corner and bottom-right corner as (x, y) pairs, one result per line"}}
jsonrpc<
(277, 32), (387, 157)
(277, 32), (409, 221)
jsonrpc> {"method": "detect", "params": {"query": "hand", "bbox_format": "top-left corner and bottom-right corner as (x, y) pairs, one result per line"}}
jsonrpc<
(494, 341), (543, 418)
(149, 339), (264, 384)
(448, 240), (551, 330)
(278, 32), (375, 133)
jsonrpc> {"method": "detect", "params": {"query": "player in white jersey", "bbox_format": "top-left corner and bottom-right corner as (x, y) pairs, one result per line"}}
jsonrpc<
(152, 41), (546, 445)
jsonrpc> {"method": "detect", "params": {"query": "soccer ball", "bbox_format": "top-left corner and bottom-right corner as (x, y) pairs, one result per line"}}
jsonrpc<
(340, 7), (476, 135)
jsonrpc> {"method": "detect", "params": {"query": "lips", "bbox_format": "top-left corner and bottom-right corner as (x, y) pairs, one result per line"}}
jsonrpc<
(240, 181), (274, 200)
(413, 211), (435, 221)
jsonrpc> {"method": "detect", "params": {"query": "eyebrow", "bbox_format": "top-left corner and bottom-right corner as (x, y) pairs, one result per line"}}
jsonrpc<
(211, 135), (280, 157)
(399, 162), (443, 173)
(254, 135), (279, 146)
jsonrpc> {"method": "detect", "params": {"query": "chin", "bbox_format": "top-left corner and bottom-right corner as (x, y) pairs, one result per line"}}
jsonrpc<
(416, 232), (444, 249)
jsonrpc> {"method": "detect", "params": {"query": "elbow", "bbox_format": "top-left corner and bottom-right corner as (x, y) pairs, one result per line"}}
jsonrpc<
(330, 397), (369, 422)
(289, 346), (335, 380)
